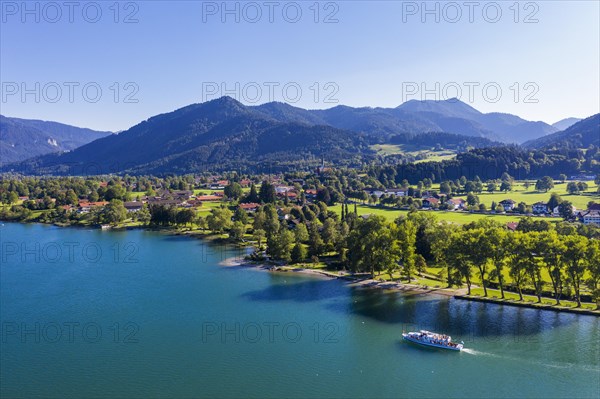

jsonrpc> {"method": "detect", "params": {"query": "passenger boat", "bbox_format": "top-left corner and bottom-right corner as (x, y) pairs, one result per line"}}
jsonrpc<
(402, 330), (464, 351)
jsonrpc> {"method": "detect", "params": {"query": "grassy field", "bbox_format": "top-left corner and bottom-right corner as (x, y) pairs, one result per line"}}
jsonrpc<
(330, 179), (598, 224)
(371, 144), (457, 163)
(329, 204), (525, 224)
(454, 181), (599, 210)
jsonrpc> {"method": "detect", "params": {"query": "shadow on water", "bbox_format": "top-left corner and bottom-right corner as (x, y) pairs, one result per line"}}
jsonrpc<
(241, 273), (587, 339)
(342, 286), (586, 339)
(241, 276), (347, 303)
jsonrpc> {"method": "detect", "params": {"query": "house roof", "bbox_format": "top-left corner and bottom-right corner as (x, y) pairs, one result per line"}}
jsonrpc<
(79, 201), (109, 207)
(239, 203), (260, 209)
(197, 195), (222, 201)
(424, 197), (439, 204)
(506, 222), (519, 231)
(500, 199), (516, 204)
(448, 198), (465, 204)
(124, 201), (143, 208)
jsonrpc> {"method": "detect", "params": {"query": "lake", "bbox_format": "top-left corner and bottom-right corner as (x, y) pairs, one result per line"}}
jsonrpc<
(1, 223), (598, 398)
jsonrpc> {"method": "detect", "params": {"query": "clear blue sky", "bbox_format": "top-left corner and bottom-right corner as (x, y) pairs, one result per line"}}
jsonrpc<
(1, 0), (598, 131)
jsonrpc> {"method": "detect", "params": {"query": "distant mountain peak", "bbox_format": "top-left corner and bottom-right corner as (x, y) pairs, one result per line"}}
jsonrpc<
(552, 117), (583, 131)
(396, 98), (482, 118)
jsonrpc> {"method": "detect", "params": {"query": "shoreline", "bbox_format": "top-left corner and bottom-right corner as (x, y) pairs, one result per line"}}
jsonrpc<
(220, 256), (600, 315)
(220, 256), (468, 298)
(4, 221), (598, 315)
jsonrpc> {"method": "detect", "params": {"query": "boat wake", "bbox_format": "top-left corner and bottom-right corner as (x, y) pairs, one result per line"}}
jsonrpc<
(461, 348), (599, 372)
(461, 348), (486, 356)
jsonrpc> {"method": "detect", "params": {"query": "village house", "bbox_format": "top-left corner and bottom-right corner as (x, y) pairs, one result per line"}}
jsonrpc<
(185, 199), (203, 208)
(583, 211), (600, 225)
(532, 201), (549, 214)
(275, 185), (294, 195)
(364, 188), (386, 198)
(581, 210), (600, 225)
(499, 199), (516, 212)
(304, 189), (317, 199)
(239, 203), (260, 213)
(385, 188), (407, 197)
(78, 201), (109, 213)
(123, 202), (143, 212)
(447, 198), (466, 210)
(422, 197), (439, 209)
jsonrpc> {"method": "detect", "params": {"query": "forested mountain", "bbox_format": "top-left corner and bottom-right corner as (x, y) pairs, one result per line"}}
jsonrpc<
(368, 145), (599, 184)
(4, 97), (372, 175)
(523, 114), (600, 149)
(4, 97), (594, 176)
(254, 98), (558, 143)
(0, 115), (113, 165)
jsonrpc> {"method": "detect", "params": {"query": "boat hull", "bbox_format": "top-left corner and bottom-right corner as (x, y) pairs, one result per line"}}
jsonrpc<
(402, 333), (462, 351)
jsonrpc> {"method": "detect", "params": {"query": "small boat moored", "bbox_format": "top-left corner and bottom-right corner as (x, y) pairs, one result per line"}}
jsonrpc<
(402, 330), (464, 351)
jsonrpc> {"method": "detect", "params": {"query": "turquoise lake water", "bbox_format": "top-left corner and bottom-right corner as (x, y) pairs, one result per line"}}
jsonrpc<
(1, 223), (598, 398)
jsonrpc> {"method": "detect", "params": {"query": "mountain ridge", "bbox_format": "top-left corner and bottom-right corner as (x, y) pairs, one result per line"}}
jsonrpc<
(0, 115), (113, 165)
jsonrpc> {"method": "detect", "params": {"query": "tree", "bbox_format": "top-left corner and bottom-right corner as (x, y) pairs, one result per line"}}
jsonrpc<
(347, 216), (399, 277)
(461, 228), (491, 296)
(508, 231), (533, 301)
(500, 181), (512, 192)
(259, 181), (277, 204)
(7, 192), (18, 204)
(396, 219), (417, 282)
(585, 240), (600, 309)
(290, 242), (307, 263)
(104, 184), (126, 201)
(487, 182), (497, 193)
(234, 206), (248, 224)
(486, 227), (508, 298)
(136, 206), (151, 225)
(577, 181), (588, 193)
(547, 193), (562, 211)
(537, 230), (566, 305)
(440, 181), (451, 195)
(445, 231), (474, 295)
(253, 228), (266, 249)
(268, 227), (294, 262)
(535, 176), (554, 192)
(558, 201), (574, 220)
(224, 182), (243, 200)
(466, 192), (479, 206)
(101, 199), (127, 225)
(320, 218), (339, 253)
(244, 184), (260, 203)
(563, 235), (588, 307)
(207, 207), (233, 233)
(566, 182), (580, 195)
(525, 232), (544, 303)
(230, 221), (246, 241)
(294, 223), (309, 243)
(175, 208), (195, 227)
(558, 174), (567, 183)
(307, 222), (324, 257)
(429, 222), (460, 287)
